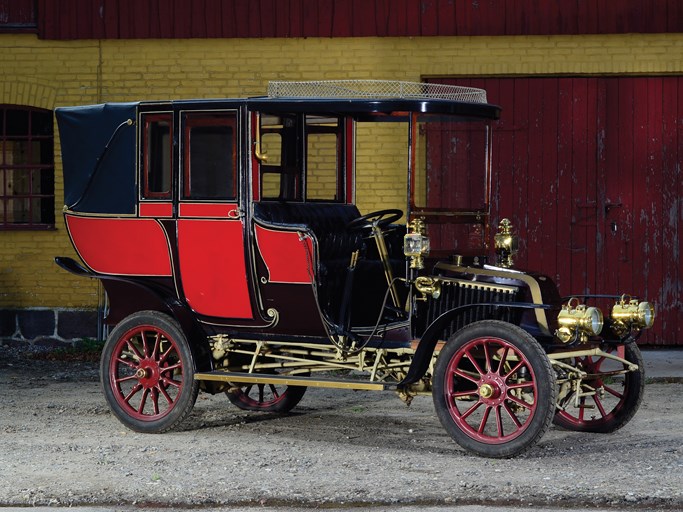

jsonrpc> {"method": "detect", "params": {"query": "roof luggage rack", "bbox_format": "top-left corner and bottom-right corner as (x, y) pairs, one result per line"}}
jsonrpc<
(267, 80), (488, 104)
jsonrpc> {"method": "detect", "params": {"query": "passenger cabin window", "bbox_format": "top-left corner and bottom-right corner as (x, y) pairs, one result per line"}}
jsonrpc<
(259, 113), (343, 202)
(182, 112), (237, 200)
(141, 113), (172, 199)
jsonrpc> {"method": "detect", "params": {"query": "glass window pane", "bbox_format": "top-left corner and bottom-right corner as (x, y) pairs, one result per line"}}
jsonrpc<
(142, 114), (172, 198)
(183, 113), (237, 200)
(31, 110), (52, 136)
(306, 132), (338, 200)
(261, 172), (281, 199)
(5, 109), (29, 136)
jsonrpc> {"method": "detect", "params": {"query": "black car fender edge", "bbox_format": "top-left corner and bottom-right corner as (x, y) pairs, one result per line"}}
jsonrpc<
(397, 301), (553, 390)
(54, 256), (213, 372)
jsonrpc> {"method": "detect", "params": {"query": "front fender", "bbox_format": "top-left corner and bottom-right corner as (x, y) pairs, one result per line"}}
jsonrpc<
(398, 302), (551, 390)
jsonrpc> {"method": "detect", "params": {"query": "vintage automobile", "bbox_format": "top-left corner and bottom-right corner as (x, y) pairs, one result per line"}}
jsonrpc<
(55, 81), (655, 457)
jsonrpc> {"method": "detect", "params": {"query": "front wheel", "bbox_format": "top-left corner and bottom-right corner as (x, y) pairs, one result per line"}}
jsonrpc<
(100, 311), (199, 433)
(432, 320), (557, 458)
(553, 343), (644, 432)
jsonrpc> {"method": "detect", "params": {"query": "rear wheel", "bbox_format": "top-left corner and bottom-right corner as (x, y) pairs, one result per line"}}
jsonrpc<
(100, 311), (199, 433)
(432, 320), (556, 458)
(226, 379), (307, 413)
(553, 343), (644, 432)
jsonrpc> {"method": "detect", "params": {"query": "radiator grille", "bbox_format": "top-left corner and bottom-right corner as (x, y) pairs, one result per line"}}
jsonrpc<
(426, 279), (519, 339)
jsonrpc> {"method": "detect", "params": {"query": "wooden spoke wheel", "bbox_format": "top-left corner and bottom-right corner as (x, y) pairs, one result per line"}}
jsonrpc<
(553, 343), (644, 433)
(100, 311), (199, 433)
(432, 320), (556, 458)
(226, 378), (307, 413)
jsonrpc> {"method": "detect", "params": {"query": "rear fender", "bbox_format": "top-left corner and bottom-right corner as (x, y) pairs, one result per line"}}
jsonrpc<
(398, 302), (551, 390)
(55, 257), (212, 372)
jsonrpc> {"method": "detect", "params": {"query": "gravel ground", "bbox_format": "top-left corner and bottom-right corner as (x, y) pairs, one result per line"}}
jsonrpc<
(0, 344), (682, 510)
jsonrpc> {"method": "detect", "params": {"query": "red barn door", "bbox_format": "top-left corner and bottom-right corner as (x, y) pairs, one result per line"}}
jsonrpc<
(429, 76), (683, 345)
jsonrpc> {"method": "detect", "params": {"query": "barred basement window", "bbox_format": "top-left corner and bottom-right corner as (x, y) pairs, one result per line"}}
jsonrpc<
(0, 106), (55, 229)
(0, 0), (37, 32)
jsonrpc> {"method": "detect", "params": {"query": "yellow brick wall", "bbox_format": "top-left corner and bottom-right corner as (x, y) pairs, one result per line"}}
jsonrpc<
(0, 32), (681, 308)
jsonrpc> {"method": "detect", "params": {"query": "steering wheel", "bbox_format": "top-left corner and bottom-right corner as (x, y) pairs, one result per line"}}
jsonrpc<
(346, 209), (403, 232)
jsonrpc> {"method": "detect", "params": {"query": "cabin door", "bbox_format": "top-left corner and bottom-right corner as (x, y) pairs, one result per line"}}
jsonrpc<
(175, 110), (252, 319)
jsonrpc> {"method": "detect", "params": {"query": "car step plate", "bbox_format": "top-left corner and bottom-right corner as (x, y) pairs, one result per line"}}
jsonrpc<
(194, 371), (389, 391)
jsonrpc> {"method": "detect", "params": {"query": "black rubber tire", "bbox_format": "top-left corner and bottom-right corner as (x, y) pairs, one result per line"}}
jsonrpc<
(553, 343), (644, 433)
(100, 310), (199, 433)
(226, 381), (307, 413)
(432, 320), (557, 458)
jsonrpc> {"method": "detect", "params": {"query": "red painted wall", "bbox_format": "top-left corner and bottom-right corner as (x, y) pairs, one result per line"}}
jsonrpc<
(432, 77), (682, 345)
(25, 0), (682, 40)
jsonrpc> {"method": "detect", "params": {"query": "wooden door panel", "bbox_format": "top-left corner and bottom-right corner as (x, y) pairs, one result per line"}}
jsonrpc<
(429, 76), (683, 345)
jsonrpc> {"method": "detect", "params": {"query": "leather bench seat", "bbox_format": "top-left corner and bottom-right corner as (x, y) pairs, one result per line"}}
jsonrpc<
(254, 201), (406, 326)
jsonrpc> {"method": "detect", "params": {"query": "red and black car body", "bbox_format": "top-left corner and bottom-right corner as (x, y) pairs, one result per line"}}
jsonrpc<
(55, 82), (655, 457)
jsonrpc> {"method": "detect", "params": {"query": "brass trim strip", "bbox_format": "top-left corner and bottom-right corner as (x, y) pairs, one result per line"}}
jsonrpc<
(195, 371), (388, 391)
(439, 277), (518, 295)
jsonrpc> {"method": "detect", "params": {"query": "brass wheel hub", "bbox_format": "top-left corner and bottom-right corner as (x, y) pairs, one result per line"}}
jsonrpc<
(135, 361), (161, 388)
(478, 374), (505, 404)
(479, 383), (495, 399)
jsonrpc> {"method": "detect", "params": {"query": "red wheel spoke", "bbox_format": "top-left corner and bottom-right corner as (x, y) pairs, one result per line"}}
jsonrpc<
(503, 359), (525, 380)
(461, 399), (483, 421)
(151, 388), (160, 415)
(268, 384), (280, 399)
(257, 384), (265, 403)
(115, 356), (137, 370)
(507, 381), (534, 390)
(451, 390), (479, 399)
(465, 348), (486, 377)
(157, 385), (173, 407)
(163, 377), (181, 389)
(482, 342), (492, 373)
(140, 330), (150, 358)
(159, 345), (176, 365)
(494, 406), (504, 437)
(125, 339), (143, 360)
(506, 392), (534, 410)
(603, 385), (624, 399)
(578, 398), (586, 421)
(453, 367), (480, 384)
(138, 388), (150, 414)
(496, 346), (510, 375)
(477, 405), (492, 434)
(502, 401), (523, 428)
(593, 356), (606, 370)
(123, 383), (143, 403)
(159, 362), (182, 375)
(153, 332), (163, 359)
(592, 395), (608, 418)
(115, 374), (139, 385)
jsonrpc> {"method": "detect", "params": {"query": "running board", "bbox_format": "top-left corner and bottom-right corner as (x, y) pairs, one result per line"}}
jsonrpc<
(194, 371), (389, 391)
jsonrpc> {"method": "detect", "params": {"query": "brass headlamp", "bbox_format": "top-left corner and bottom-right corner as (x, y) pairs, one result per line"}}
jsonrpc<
(610, 295), (655, 337)
(555, 298), (604, 344)
(404, 217), (430, 269)
(494, 218), (519, 268)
